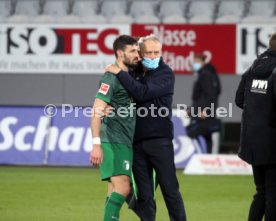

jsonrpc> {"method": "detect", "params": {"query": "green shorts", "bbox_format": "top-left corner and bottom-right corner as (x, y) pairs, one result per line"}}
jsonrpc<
(100, 143), (133, 181)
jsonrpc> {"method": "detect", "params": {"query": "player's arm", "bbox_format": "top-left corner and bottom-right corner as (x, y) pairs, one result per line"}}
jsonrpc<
(105, 64), (174, 102)
(90, 98), (108, 166)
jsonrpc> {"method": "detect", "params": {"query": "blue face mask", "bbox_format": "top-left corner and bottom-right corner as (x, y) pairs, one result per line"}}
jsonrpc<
(142, 57), (160, 70)
(192, 62), (202, 72)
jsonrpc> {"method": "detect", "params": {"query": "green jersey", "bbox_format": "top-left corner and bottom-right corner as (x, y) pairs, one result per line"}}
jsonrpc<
(95, 72), (136, 147)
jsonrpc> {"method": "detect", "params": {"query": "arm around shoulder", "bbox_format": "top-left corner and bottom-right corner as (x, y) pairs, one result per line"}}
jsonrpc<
(116, 67), (175, 102)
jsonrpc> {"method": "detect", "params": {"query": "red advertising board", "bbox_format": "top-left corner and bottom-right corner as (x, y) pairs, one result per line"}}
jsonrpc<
(0, 24), (130, 74)
(0, 24), (237, 74)
(131, 24), (236, 74)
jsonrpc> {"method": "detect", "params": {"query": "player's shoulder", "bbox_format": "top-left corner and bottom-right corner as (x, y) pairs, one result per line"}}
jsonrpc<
(100, 72), (119, 85)
(101, 72), (117, 81)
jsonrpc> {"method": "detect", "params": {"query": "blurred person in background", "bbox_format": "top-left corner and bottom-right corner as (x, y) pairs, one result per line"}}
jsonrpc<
(90, 35), (139, 221)
(235, 33), (276, 221)
(106, 34), (187, 221)
(186, 53), (221, 154)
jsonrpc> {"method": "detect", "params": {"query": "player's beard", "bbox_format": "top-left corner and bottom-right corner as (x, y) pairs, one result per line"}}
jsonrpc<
(123, 54), (139, 70)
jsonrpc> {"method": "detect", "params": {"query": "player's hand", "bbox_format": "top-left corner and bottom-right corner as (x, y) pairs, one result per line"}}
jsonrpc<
(198, 111), (206, 120)
(186, 108), (192, 117)
(105, 64), (121, 74)
(90, 144), (103, 166)
(104, 105), (114, 117)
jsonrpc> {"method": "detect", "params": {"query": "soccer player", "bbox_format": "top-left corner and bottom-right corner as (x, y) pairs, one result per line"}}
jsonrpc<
(90, 35), (139, 221)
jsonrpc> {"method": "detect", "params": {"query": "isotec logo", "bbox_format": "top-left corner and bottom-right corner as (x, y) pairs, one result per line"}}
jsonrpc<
(0, 26), (120, 55)
(0, 116), (92, 152)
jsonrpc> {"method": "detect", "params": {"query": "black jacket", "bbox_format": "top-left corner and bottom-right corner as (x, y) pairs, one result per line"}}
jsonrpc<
(116, 58), (174, 143)
(191, 64), (221, 114)
(235, 49), (276, 165)
(204, 63), (221, 95)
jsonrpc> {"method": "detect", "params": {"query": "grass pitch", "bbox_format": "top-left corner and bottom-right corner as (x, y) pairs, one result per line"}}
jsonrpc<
(0, 166), (254, 221)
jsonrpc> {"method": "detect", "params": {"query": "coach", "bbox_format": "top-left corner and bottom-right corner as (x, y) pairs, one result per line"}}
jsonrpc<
(106, 35), (186, 221)
(235, 33), (276, 221)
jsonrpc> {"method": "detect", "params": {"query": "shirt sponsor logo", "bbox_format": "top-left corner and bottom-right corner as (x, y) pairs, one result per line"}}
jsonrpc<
(98, 83), (110, 95)
(251, 79), (268, 94)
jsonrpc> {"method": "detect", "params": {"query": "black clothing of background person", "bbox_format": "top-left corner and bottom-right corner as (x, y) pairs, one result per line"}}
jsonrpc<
(235, 48), (276, 221)
(191, 63), (220, 111)
(204, 63), (221, 96)
(186, 62), (221, 153)
(235, 49), (276, 165)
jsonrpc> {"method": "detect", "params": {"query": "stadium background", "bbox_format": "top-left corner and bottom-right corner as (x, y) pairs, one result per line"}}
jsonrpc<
(0, 0), (275, 220)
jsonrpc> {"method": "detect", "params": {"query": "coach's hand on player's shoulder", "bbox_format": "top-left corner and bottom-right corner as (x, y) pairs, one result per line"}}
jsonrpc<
(105, 64), (121, 74)
(90, 145), (103, 166)
(104, 105), (114, 117)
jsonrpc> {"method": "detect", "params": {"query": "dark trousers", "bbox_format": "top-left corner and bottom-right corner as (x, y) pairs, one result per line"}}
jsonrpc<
(186, 118), (221, 153)
(248, 164), (276, 221)
(132, 137), (186, 221)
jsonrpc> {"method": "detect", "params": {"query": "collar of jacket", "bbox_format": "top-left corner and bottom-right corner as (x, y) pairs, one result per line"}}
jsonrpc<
(266, 48), (276, 57)
(198, 64), (211, 75)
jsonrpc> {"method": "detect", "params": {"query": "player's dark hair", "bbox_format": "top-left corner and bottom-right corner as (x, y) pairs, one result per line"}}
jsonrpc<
(269, 32), (276, 51)
(113, 35), (138, 58)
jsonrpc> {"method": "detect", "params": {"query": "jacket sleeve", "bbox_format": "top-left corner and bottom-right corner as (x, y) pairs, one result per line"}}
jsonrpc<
(191, 73), (217, 109)
(116, 69), (174, 102)
(196, 73), (217, 108)
(235, 69), (249, 109)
